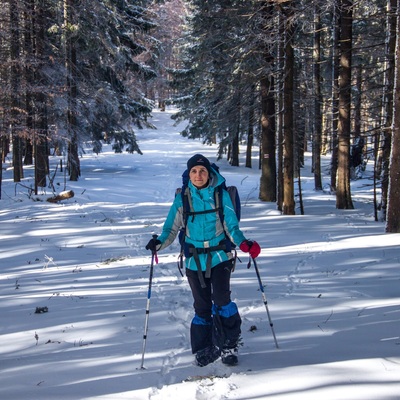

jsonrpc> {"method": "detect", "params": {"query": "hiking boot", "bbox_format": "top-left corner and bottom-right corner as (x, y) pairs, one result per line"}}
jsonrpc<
(195, 345), (220, 367)
(221, 347), (238, 366)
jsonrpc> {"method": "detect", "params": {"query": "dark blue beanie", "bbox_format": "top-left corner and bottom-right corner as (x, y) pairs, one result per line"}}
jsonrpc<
(187, 154), (211, 174)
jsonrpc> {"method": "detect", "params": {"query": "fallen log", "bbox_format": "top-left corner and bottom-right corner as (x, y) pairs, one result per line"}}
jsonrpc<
(47, 190), (75, 203)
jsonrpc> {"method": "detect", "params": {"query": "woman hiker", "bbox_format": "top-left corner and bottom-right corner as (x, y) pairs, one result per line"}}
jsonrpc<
(145, 154), (261, 367)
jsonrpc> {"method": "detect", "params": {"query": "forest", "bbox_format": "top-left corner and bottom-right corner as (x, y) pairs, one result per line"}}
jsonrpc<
(0, 0), (400, 232)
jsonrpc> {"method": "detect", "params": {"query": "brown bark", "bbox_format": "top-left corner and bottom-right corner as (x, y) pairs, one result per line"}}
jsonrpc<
(336, 0), (354, 210)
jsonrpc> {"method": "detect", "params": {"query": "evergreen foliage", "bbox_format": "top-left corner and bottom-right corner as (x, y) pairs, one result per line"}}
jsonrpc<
(0, 0), (400, 228)
(0, 0), (156, 176)
(60, 0), (157, 154)
(168, 0), (264, 160)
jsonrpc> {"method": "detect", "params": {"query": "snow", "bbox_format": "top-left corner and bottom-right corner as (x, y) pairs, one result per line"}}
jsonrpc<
(1, 109), (400, 400)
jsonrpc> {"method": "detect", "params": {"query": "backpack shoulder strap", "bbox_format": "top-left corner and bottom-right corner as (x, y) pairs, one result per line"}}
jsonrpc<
(225, 185), (241, 221)
(175, 185), (190, 226)
(215, 186), (224, 225)
(184, 186), (193, 215)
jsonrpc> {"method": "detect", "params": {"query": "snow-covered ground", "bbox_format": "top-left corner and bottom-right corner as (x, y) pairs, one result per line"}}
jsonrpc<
(1, 109), (399, 400)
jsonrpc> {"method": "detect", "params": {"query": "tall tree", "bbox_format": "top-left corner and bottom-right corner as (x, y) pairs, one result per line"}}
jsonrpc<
(330, 2), (340, 191)
(55, 0), (156, 174)
(282, 2), (295, 215)
(10, 2), (23, 182)
(386, 0), (400, 233)
(259, 1), (276, 202)
(35, 0), (50, 189)
(64, 0), (80, 181)
(336, 0), (354, 209)
(380, 0), (397, 220)
(313, 3), (322, 191)
(276, 7), (285, 211)
(23, 0), (34, 167)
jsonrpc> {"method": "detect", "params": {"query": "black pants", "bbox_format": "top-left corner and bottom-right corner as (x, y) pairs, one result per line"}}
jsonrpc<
(186, 260), (241, 354)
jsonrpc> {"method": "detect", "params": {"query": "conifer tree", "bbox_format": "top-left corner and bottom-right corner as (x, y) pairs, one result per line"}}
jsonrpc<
(170, 0), (263, 162)
(59, 0), (156, 163)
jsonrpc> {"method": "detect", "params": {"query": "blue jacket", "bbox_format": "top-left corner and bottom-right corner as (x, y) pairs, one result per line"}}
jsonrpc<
(158, 168), (246, 272)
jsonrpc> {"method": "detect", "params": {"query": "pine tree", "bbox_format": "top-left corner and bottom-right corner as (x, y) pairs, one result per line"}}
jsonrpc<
(62, 0), (156, 159)
(170, 0), (263, 163)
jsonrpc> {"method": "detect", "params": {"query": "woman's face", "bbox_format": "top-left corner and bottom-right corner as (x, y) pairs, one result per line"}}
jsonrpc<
(189, 166), (209, 189)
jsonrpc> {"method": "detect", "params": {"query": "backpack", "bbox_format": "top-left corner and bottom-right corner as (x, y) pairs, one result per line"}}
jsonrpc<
(175, 163), (241, 276)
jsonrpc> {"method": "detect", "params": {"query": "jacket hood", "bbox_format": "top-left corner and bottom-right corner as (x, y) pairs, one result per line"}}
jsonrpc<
(209, 166), (225, 188)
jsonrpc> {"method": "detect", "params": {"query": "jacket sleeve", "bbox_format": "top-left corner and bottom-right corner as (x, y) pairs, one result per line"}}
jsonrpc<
(157, 194), (184, 251)
(221, 189), (246, 246)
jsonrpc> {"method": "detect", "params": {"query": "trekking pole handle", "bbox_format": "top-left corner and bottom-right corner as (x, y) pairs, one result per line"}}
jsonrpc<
(152, 234), (158, 251)
(151, 234), (158, 264)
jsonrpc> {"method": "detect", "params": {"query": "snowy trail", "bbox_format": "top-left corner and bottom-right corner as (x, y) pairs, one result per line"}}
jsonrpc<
(1, 109), (399, 399)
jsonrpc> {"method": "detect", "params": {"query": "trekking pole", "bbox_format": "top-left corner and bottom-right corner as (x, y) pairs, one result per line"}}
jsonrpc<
(248, 257), (279, 349)
(139, 235), (158, 369)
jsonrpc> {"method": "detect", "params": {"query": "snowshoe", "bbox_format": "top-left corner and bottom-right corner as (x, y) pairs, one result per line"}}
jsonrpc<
(221, 347), (238, 366)
(195, 345), (220, 367)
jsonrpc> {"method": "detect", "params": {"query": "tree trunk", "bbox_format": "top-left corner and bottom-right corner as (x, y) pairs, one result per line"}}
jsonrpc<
(47, 190), (75, 203)
(353, 64), (362, 139)
(321, 101), (329, 155)
(65, 0), (80, 181)
(245, 85), (255, 169)
(381, 0), (397, 220)
(386, 0), (400, 232)
(10, 2), (23, 182)
(331, 3), (340, 191)
(230, 122), (240, 167)
(245, 113), (254, 169)
(259, 1), (277, 203)
(276, 8), (284, 211)
(259, 75), (277, 202)
(35, 0), (49, 189)
(282, 3), (295, 215)
(313, 5), (322, 191)
(23, 0), (34, 167)
(336, 0), (354, 210)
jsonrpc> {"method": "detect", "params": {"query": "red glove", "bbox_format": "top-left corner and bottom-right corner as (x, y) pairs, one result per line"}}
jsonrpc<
(240, 240), (261, 259)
